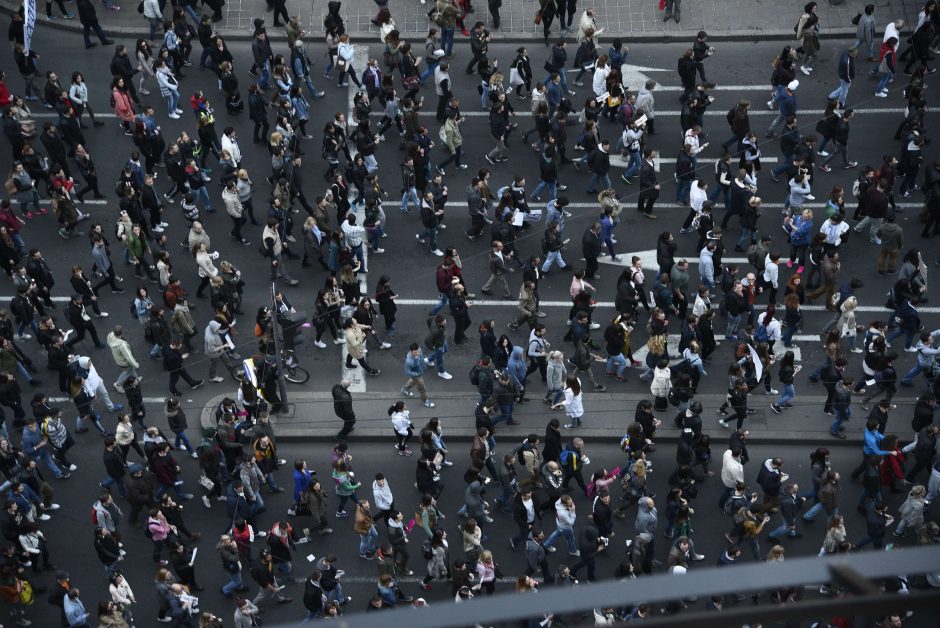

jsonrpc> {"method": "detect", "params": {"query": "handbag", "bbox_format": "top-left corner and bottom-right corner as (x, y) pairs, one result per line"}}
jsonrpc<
(335, 57), (348, 72)
(402, 74), (419, 91)
(198, 474), (215, 490)
(509, 67), (523, 86)
(19, 580), (34, 606)
(534, 9), (542, 24)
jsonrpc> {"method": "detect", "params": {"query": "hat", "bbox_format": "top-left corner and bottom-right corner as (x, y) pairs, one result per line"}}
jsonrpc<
(128, 463), (144, 474)
(55, 570), (69, 581)
(787, 80), (799, 91)
(911, 485), (926, 497)
(555, 195), (570, 207)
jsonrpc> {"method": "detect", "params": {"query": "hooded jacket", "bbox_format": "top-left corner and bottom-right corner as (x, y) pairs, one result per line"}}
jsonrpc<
(635, 499), (657, 535)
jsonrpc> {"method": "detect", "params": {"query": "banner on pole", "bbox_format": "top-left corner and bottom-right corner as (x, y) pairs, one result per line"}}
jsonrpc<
(23, 0), (36, 54)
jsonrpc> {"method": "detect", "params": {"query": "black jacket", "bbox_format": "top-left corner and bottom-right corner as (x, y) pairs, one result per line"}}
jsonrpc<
(332, 384), (355, 421)
(639, 160), (658, 196)
(581, 228), (601, 259)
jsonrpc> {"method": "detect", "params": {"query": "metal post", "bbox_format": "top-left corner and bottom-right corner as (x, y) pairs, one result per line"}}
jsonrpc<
(269, 263), (288, 411)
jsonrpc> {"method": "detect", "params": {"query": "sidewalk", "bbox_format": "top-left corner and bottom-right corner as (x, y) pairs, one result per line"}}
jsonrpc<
(198, 388), (912, 445)
(3, 0), (924, 43)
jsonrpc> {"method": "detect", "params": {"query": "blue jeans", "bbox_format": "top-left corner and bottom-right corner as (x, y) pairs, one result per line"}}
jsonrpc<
(606, 353), (627, 377)
(359, 525), (378, 555)
(885, 327), (915, 349)
(768, 521), (798, 539)
(493, 402), (514, 425)
(586, 173), (611, 193)
(259, 60), (272, 91)
(438, 146), (463, 171)
(420, 61), (438, 82)
(901, 363), (927, 385)
(173, 430), (195, 454)
(101, 474), (128, 497)
(156, 481), (190, 500)
(545, 526), (577, 553)
(544, 388), (563, 404)
(428, 342), (447, 374)
(420, 226), (439, 251)
(876, 71), (893, 93)
(531, 179), (557, 201)
(708, 184), (730, 207)
(368, 225), (384, 251)
(429, 292), (449, 316)
(541, 250), (566, 272)
(830, 407), (850, 435)
(440, 29), (455, 56)
(804, 502), (837, 522)
(725, 313), (742, 339)
(363, 154), (378, 174)
(676, 179), (692, 204)
(32, 447), (64, 478)
(828, 79), (851, 105)
(165, 89), (180, 115)
(622, 150), (640, 179)
(325, 583), (346, 605)
(350, 243), (366, 272)
(222, 570), (244, 597)
(736, 227), (755, 249)
(853, 38), (876, 58)
(480, 84), (490, 109)
(778, 383), (795, 406)
(401, 187), (419, 212)
(147, 17), (162, 40)
(190, 185), (212, 212)
(782, 325), (797, 347)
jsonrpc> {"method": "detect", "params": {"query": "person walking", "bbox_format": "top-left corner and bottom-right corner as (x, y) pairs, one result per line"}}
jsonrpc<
(106, 326), (139, 393)
(401, 343), (436, 408)
(828, 47), (858, 107)
(552, 376), (584, 429)
(637, 149), (660, 219)
(75, 0), (113, 49)
(875, 37), (898, 97)
(332, 380), (356, 440)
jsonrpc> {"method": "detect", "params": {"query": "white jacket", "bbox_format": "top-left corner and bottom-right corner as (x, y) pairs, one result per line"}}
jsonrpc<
(390, 410), (411, 435)
(554, 498), (576, 530)
(221, 133), (241, 165)
(143, 0), (161, 19)
(592, 64), (610, 98)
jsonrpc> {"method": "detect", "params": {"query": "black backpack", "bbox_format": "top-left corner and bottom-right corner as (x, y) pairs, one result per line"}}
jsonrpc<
(726, 107), (735, 126)
(469, 362), (483, 386)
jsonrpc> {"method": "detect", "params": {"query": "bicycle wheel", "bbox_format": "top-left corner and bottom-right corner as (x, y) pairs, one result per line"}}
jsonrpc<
(284, 365), (310, 384)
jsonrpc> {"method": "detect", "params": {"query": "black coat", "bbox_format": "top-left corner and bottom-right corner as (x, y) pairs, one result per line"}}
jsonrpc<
(581, 228), (601, 259)
(332, 384), (355, 421)
(75, 0), (100, 26)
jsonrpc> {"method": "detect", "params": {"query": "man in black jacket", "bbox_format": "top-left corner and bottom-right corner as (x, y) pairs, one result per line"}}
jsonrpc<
(163, 338), (203, 396)
(510, 488), (541, 550)
(65, 294), (104, 350)
(570, 523), (603, 582)
(637, 149), (660, 218)
(303, 570), (325, 619)
(332, 380), (356, 440)
(581, 222), (602, 279)
(585, 139), (611, 194)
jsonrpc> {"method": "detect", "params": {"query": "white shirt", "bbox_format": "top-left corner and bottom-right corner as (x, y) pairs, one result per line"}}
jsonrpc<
(683, 130), (703, 155)
(592, 65), (610, 98)
(221, 134), (241, 165)
(762, 256), (779, 288)
(77, 356), (103, 395)
(522, 498), (535, 523)
(820, 219), (850, 246)
(690, 181), (708, 213)
(883, 22), (901, 50)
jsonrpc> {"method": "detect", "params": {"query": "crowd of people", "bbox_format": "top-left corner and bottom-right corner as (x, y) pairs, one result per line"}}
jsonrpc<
(0, 0), (940, 626)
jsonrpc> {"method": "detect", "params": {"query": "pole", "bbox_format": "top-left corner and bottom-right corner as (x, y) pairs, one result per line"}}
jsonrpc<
(269, 262), (288, 411)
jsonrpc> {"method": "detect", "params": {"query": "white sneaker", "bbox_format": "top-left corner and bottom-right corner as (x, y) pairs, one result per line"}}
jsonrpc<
(314, 340), (327, 348)
(875, 90), (888, 97)
(67, 465), (77, 471)
(432, 249), (444, 257)
(14, 333), (31, 340)
(38, 514), (51, 521)
(805, 194), (815, 201)
(380, 342), (392, 349)
(334, 338), (346, 344)
(590, 323), (601, 330)
(168, 112), (180, 119)
(373, 248), (385, 254)
(42, 503), (61, 510)
(766, 100), (774, 109)
(201, 495), (211, 509)
(438, 371), (453, 380)
(210, 376), (225, 383)
(174, 108), (183, 114)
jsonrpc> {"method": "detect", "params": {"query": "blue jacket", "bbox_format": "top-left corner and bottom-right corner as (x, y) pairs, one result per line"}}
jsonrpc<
(404, 351), (427, 378)
(862, 428), (890, 456)
(506, 346), (527, 388)
(599, 215), (614, 242)
(20, 427), (43, 458)
(789, 214), (814, 246)
(776, 85), (797, 117)
(896, 300), (921, 333)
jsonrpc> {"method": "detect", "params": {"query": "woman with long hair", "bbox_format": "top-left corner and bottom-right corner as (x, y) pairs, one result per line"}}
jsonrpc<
(553, 376), (584, 429)
(770, 350), (800, 414)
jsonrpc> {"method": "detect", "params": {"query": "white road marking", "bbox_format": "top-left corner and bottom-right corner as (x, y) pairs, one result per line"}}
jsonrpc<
(10, 199), (107, 205)
(387, 108), (905, 117)
(47, 396), (166, 404)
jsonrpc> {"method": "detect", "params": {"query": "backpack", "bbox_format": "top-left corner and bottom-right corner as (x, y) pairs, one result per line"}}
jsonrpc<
(559, 448), (573, 468)
(130, 300), (139, 320)
(725, 107), (735, 127)
(746, 243), (761, 268)
(90, 507), (98, 526)
(469, 362), (483, 386)
(513, 442), (527, 466)
(754, 323), (769, 342)
(438, 124), (447, 143)
(68, 359), (90, 381)
(421, 539), (433, 560)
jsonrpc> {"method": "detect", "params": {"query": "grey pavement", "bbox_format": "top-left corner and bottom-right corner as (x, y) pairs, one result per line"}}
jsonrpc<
(2, 0), (928, 41)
